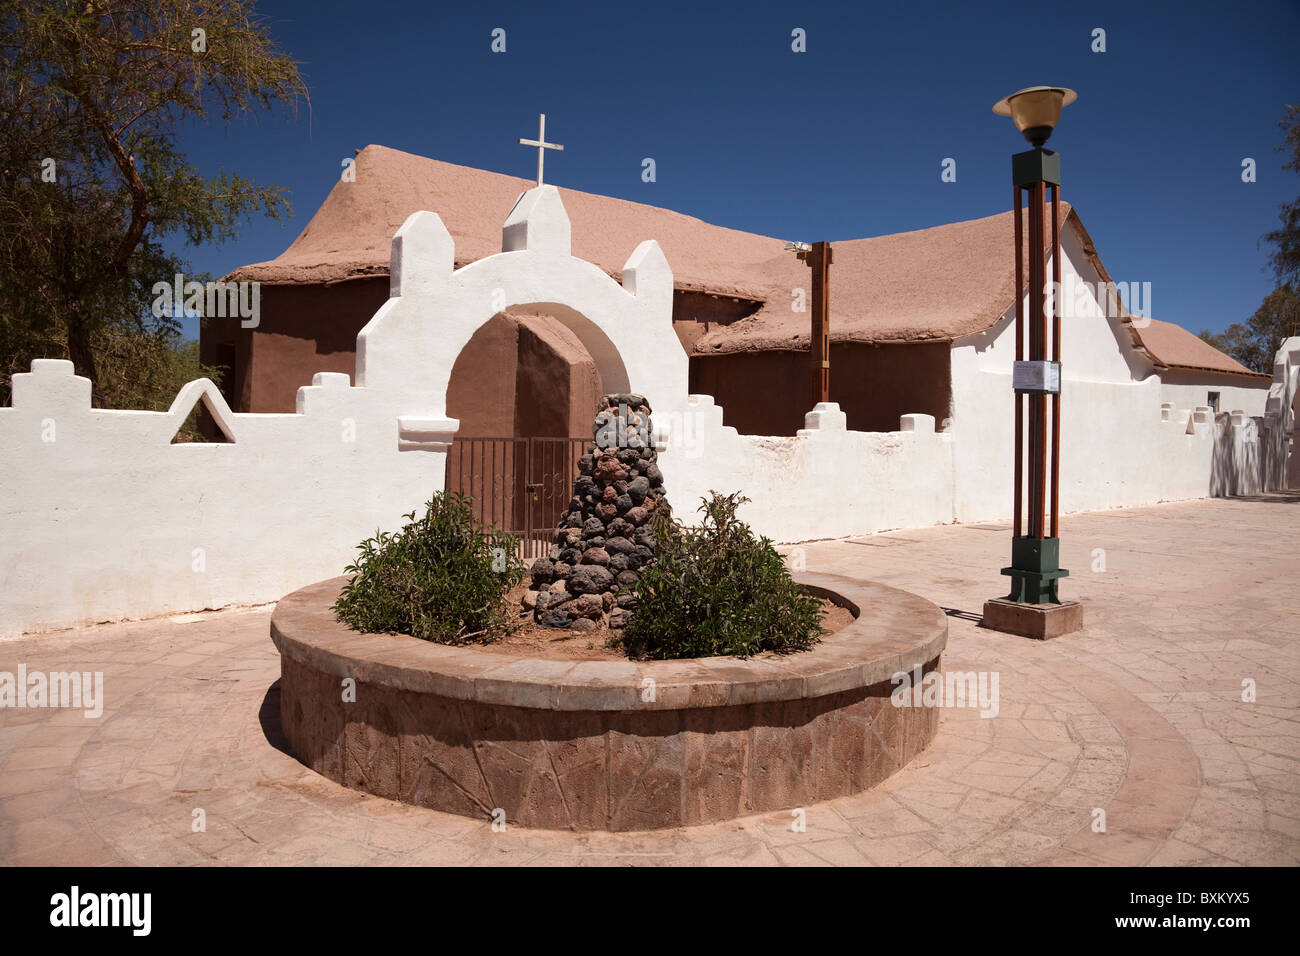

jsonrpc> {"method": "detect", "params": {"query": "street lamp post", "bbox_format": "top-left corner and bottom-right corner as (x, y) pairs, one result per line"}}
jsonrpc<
(982, 86), (1085, 640)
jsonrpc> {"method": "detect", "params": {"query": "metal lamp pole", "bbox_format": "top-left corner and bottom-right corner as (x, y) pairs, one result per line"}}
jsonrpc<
(985, 86), (1084, 638)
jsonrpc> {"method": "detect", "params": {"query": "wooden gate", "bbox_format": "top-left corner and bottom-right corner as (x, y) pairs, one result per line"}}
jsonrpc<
(444, 436), (589, 559)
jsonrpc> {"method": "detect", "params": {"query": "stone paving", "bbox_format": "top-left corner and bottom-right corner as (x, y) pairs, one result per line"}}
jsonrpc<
(1, 495), (1296, 866)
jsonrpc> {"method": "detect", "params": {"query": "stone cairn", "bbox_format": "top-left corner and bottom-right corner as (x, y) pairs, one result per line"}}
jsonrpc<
(526, 394), (668, 631)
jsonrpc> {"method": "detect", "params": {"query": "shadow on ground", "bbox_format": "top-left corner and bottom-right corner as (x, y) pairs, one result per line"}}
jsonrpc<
(258, 679), (294, 758)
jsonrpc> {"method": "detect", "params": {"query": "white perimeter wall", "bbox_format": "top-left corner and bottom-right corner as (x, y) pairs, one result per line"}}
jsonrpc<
(0, 187), (684, 638)
(948, 226), (1284, 524)
(658, 400), (954, 543)
(1159, 371), (1268, 419)
(2, 194), (1295, 637)
(0, 365), (441, 637)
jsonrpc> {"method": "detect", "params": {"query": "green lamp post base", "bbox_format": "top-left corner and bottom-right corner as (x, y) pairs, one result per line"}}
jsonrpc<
(1000, 535), (1069, 604)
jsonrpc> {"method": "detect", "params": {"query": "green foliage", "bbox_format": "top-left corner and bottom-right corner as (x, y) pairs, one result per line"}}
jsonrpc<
(1201, 105), (1300, 374)
(1198, 105), (1300, 376)
(0, 0), (307, 407)
(333, 493), (525, 644)
(1199, 283), (1298, 374)
(1264, 104), (1300, 288)
(616, 491), (825, 660)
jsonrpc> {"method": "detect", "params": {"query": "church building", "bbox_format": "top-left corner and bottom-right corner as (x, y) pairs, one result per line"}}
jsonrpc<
(208, 145), (1270, 443)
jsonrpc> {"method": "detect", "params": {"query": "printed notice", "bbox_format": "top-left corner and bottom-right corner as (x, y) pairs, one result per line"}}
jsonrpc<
(1013, 360), (1061, 393)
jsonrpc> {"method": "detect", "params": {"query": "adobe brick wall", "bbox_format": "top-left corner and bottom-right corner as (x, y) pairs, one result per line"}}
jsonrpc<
(690, 341), (952, 436)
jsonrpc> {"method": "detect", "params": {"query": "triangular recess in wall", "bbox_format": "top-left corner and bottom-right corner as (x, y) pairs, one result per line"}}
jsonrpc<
(167, 379), (236, 444)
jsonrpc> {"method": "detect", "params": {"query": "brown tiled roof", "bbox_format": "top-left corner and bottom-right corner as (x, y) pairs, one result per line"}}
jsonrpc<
(1132, 318), (1270, 379)
(692, 205), (1066, 354)
(226, 145), (1256, 378)
(225, 145), (781, 300)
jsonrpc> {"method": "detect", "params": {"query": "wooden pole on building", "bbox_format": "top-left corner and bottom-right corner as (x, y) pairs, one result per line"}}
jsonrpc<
(808, 241), (833, 408)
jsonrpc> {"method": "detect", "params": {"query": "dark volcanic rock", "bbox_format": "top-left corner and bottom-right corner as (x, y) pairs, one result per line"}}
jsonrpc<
(536, 589), (571, 611)
(538, 608), (573, 628)
(529, 558), (554, 587)
(604, 536), (635, 555)
(568, 564), (614, 595)
(531, 394), (669, 630)
(572, 593), (605, 619)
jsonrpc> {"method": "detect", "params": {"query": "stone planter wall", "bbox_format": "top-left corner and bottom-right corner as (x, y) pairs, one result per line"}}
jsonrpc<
(272, 572), (947, 831)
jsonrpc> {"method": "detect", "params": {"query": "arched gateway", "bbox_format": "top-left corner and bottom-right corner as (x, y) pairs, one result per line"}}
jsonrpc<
(354, 185), (688, 548)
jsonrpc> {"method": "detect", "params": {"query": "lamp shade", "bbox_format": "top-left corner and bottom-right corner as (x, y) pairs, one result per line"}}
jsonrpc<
(992, 86), (1077, 146)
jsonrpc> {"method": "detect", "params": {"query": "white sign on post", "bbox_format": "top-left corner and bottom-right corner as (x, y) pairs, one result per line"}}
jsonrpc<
(1013, 360), (1061, 393)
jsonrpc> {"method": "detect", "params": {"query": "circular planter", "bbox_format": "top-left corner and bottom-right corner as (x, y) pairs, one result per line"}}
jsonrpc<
(271, 572), (947, 831)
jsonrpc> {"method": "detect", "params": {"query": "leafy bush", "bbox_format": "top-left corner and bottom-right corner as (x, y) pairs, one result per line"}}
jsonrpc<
(615, 491), (825, 659)
(333, 493), (524, 643)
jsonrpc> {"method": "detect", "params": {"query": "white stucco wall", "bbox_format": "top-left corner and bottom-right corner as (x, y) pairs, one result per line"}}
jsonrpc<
(658, 400), (954, 542)
(949, 223), (1219, 524)
(0, 364), (439, 637)
(3, 189), (1295, 638)
(1158, 371), (1268, 419)
(1264, 337), (1300, 490)
(357, 187), (688, 427)
(0, 187), (687, 638)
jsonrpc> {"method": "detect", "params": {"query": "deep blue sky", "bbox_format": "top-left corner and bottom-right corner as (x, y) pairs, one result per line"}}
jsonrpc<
(170, 0), (1299, 340)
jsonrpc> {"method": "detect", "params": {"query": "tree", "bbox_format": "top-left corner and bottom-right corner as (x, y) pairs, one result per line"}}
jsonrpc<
(1200, 284), (1298, 374)
(1263, 104), (1300, 287)
(1202, 105), (1300, 374)
(0, 0), (306, 407)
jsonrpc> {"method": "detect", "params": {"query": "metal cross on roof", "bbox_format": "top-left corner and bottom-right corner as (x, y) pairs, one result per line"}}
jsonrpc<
(518, 113), (564, 187)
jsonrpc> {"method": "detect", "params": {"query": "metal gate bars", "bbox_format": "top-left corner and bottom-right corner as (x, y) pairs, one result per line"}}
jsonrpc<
(444, 436), (589, 559)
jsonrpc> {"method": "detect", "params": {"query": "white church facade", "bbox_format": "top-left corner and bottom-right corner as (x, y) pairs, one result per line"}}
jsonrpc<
(1, 180), (1296, 636)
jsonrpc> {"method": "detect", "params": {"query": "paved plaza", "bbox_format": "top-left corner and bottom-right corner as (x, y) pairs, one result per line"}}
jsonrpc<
(2, 495), (1296, 866)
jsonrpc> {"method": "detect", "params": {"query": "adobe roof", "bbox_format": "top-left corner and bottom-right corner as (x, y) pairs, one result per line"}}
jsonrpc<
(227, 145), (1257, 378)
(1135, 318), (1269, 379)
(225, 144), (780, 300)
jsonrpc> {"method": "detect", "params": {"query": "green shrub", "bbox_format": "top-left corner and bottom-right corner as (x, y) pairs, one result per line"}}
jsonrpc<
(333, 492), (525, 643)
(616, 491), (825, 659)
